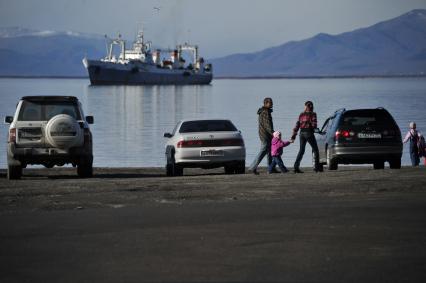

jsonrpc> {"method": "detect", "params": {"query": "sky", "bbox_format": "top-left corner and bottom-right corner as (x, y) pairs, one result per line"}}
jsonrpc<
(1, 0), (426, 58)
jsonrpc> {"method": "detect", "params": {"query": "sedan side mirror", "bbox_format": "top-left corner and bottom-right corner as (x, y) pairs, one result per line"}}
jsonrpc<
(4, 116), (13, 124)
(164, 133), (173, 138)
(85, 116), (94, 124)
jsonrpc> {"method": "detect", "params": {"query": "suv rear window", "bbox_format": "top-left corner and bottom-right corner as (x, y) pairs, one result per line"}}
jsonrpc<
(18, 101), (81, 121)
(341, 110), (396, 127)
(179, 120), (238, 133)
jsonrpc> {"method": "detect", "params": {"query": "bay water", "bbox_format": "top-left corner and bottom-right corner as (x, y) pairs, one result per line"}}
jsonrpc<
(0, 77), (425, 168)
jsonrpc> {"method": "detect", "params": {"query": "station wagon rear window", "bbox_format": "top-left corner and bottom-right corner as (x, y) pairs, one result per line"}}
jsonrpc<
(341, 110), (396, 127)
(179, 120), (237, 133)
(18, 101), (81, 121)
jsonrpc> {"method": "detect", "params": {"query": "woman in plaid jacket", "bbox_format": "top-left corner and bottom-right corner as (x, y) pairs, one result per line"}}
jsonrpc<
(291, 101), (321, 173)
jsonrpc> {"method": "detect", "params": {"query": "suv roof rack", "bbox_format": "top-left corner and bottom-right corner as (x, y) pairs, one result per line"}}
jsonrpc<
(21, 96), (79, 102)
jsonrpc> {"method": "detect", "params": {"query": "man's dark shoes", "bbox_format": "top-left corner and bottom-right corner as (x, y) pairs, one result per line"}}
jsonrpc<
(270, 168), (280, 173)
(250, 169), (259, 175)
(294, 168), (304, 174)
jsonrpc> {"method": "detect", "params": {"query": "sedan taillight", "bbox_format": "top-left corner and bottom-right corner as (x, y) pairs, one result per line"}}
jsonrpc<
(177, 139), (244, 148)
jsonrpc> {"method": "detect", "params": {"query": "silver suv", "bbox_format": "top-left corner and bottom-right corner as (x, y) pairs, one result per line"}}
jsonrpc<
(4, 96), (94, 179)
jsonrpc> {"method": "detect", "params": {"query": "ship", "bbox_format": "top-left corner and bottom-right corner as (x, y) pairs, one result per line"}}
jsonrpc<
(82, 30), (212, 85)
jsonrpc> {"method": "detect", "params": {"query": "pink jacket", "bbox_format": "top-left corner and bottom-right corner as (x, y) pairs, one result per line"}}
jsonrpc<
(271, 137), (290, 157)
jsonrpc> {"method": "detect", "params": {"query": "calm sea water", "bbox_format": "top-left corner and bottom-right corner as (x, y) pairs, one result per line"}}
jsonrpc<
(1, 77), (425, 168)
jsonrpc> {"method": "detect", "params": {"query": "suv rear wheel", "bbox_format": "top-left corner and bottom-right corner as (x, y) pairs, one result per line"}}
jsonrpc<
(77, 157), (93, 178)
(7, 165), (22, 180)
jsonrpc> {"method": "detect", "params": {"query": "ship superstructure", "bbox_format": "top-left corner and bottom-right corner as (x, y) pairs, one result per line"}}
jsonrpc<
(82, 29), (212, 85)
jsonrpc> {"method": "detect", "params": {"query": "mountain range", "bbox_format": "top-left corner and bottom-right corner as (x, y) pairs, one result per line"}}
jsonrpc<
(211, 9), (426, 77)
(1, 9), (426, 77)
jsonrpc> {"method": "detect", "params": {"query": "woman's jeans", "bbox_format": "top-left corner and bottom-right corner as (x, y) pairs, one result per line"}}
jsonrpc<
(249, 139), (272, 170)
(294, 130), (319, 170)
(268, 156), (288, 173)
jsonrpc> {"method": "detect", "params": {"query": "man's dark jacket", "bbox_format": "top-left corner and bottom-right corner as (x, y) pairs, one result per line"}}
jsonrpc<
(257, 107), (274, 142)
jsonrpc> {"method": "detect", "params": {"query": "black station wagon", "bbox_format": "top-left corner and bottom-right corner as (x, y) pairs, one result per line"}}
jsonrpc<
(314, 108), (402, 170)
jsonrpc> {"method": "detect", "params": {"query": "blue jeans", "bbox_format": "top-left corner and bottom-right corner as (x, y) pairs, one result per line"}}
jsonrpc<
(294, 131), (319, 170)
(268, 156), (288, 173)
(249, 140), (272, 171)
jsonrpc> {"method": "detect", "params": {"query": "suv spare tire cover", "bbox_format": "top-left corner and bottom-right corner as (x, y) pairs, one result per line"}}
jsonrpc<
(45, 114), (83, 149)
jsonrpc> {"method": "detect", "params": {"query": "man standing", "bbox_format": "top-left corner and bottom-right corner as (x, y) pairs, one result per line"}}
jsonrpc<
(291, 101), (321, 173)
(249, 97), (274, 175)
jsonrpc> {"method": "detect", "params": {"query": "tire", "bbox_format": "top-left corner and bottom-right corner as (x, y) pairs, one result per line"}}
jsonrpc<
(174, 164), (183, 176)
(224, 164), (235, 174)
(235, 161), (246, 174)
(389, 158), (401, 169)
(166, 151), (183, 177)
(45, 114), (83, 149)
(77, 158), (93, 178)
(7, 165), (22, 180)
(373, 162), (385, 170)
(327, 148), (338, 170)
(166, 163), (174, 176)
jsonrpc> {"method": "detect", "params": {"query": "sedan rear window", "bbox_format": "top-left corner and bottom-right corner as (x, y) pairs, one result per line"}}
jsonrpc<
(18, 101), (81, 121)
(179, 120), (238, 133)
(341, 110), (396, 127)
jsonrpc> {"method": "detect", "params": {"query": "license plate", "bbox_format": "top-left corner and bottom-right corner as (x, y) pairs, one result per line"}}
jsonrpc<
(200, 150), (224, 157)
(358, 133), (382, 139)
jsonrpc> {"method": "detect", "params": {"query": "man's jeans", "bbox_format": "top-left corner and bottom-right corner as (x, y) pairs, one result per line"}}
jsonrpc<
(249, 140), (272, 171)
(294, 131), (319, 170)
(268, 156), (288, 173)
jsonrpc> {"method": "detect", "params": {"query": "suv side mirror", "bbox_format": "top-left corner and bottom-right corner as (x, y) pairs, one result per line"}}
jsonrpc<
(4, 116), (13, 124)
(164, 133), (173, 138)
(85, 116), (94, 124)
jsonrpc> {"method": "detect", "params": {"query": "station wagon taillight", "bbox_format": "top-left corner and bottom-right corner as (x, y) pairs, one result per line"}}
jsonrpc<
(335, 130), (350, 138)
(8, 128), (16, 143)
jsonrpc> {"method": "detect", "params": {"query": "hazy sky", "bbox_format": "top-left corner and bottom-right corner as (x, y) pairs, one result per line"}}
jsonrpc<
(1, 0), (426, 58)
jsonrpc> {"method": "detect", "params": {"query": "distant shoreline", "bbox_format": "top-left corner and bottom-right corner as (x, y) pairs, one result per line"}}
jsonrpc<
(0, 75), (426, 80)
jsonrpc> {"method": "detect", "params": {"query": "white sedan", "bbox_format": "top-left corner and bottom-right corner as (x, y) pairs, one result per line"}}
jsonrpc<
(164, 119), (246, 176)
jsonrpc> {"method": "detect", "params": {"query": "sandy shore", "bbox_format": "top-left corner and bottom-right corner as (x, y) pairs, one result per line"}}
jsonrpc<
(1, 166), (425, 212)
(1, 166), (426, 282)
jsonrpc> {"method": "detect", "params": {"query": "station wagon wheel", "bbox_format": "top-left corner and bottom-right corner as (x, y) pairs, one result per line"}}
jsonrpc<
(389, 158), (401, 169)
(373, 161), (385, 170)
(326, 148), (338, 170)
(312, 151), (323, 172)
(235, 161), (246, 174)
(224, 164), (235, 174)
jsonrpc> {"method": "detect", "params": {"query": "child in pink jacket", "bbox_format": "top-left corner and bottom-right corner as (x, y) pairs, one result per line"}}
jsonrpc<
(268, 131), (293, 174)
